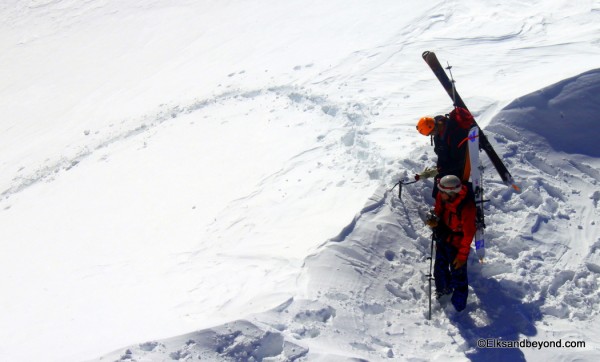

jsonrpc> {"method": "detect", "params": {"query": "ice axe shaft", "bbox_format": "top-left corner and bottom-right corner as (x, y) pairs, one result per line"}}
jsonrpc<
(391, 179), (418, 199)
(391, 167), (437, 199)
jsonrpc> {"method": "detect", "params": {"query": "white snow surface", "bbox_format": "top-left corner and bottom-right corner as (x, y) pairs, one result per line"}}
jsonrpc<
(1, 1), (600, 361)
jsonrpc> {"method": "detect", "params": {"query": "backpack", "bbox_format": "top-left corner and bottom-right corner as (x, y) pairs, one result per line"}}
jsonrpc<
(456, 181), (476, 218)
(449, 107), (475, 130)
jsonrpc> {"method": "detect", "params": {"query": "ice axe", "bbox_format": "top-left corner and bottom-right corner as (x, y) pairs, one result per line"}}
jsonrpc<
(390, 179), (418, 199)
(391, 167), (438, 199)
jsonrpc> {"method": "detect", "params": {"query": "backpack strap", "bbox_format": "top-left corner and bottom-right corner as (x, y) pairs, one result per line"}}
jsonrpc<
(435, 115), (450, 142)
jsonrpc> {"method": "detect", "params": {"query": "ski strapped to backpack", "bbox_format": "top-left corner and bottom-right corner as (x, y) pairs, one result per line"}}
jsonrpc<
(422, 50), (520, 192)
(467, 126), (487, 262)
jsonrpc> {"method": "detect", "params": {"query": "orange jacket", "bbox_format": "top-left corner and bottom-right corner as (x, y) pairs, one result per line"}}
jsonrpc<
(434, 185), (477, 262)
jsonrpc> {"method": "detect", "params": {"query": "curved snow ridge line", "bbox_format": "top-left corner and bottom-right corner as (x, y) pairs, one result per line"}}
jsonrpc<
(446, 28), (524, 44)
(1, 121), (153, 201)
(329, 186), (388, 243)
(97, 319), (309, 362)
(0, 89), (232, 201)
(1, 85), (379, 202)
(115, 297), (364, 361)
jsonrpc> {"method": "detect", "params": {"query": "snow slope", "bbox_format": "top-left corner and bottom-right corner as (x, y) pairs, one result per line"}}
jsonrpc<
(96, 69), (600, 362)
(1, 0), (600, 361)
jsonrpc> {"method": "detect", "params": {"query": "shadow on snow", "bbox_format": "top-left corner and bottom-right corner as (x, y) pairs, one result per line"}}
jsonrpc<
(448, 264), (544, 362)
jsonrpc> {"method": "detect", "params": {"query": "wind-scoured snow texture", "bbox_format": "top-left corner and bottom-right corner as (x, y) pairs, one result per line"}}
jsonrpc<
(98, 70), (600, 361)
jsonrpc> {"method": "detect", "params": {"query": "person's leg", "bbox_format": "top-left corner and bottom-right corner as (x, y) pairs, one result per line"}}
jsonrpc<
(433, 242), (452, 296)
(449, 247), (469, 311)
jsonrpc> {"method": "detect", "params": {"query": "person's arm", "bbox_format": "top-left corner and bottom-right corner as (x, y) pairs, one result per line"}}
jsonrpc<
(454, 202), (477, 265)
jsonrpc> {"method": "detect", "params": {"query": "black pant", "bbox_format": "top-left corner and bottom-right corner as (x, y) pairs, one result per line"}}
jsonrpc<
(434, 240), (469, 311)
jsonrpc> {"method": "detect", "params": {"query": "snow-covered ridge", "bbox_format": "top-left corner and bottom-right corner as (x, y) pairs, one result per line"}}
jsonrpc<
(490, 68), (600, 157)
(96, 70), (600, 362)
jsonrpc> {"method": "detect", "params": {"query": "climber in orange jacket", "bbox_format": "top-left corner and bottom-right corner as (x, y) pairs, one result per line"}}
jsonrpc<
(426, 175), (476, 312)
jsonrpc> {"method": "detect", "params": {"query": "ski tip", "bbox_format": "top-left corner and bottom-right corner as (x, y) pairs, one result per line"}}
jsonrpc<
(422, 50), (432, 59)
(511, 184), (521, 192)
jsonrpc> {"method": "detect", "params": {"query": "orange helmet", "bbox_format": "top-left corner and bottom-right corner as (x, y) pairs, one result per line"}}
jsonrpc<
(417, 117), (436, 136)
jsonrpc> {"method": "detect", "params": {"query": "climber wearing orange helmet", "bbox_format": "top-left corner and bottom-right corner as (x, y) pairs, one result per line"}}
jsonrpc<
(416, 108), (474, 197)
(416, 116), (436, 136)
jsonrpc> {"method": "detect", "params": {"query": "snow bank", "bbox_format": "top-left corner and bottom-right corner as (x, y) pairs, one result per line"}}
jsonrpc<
(96, 69), (600, 361)
(489, 68), (600, 156)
